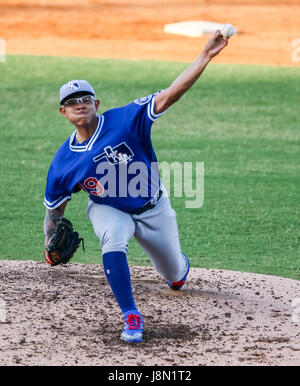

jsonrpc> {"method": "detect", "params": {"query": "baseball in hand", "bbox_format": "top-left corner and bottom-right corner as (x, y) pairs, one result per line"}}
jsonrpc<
(220, 23), (237, 38)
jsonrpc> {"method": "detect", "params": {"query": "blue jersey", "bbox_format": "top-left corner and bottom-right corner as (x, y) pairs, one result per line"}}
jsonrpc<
(44, 92), (166, 213)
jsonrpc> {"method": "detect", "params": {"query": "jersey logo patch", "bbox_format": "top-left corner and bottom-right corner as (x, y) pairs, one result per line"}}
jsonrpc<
(93, 142), (134, 165)
(134, 94), (152, 105)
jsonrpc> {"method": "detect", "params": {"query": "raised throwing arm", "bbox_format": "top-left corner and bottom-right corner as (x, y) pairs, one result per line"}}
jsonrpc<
(154, 30), (229, 115)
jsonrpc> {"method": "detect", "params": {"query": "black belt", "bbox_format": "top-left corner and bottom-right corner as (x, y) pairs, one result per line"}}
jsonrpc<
(129, 190), (163, 215)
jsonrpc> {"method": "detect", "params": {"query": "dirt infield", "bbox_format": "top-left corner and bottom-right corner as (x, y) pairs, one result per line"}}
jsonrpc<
(1, 0), (300, 66)
(0, 260), (299, 366)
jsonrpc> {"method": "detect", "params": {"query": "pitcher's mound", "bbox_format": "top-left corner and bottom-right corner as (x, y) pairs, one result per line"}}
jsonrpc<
(0, 260), (299, 366)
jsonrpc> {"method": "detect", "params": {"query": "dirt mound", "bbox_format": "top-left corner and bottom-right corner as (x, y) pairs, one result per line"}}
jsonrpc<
(0, 259), (299, 366)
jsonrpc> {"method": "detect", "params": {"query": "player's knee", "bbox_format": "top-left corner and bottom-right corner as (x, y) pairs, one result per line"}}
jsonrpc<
(100, 230), (130, 255)
(101, 240), (129, 255)
(91, 220), (134, 252)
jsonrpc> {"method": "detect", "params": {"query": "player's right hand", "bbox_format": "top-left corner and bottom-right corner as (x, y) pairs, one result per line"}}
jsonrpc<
(203, 30), (228, 59)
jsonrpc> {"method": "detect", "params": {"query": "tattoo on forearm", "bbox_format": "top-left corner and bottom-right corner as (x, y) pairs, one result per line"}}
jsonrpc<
(44, 208), (63, 241)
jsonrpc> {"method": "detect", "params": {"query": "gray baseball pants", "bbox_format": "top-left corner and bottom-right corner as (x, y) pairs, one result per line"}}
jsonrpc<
(86, 188), (187, 282)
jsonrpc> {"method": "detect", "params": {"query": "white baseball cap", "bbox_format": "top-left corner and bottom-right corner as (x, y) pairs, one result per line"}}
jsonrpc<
(59, 80), (96, 105)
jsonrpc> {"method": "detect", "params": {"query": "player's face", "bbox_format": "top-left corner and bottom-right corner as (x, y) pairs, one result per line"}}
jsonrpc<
(59, 94), (100, 127)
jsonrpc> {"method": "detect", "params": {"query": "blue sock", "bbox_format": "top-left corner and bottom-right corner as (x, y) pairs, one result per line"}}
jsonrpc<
(102, 251), (137, 314)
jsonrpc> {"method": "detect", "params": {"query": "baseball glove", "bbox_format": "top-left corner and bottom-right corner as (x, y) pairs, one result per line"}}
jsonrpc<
(44, 217), (84, 266)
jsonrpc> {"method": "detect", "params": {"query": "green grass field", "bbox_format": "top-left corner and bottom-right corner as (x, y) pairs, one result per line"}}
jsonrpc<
(0, 55), (299, 279)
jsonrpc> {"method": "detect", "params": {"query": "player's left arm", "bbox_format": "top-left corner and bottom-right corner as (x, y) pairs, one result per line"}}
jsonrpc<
(44, 201), (67, 247)
(154, 30), (229, 115)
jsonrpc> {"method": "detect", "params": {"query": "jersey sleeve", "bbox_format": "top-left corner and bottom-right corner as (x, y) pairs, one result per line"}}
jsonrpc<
(43, 162), (72, 210)
(127, 91), (167, 139)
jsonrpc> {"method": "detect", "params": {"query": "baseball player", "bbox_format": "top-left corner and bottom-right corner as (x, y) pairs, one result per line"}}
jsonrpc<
(43, 31), (229, 343)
